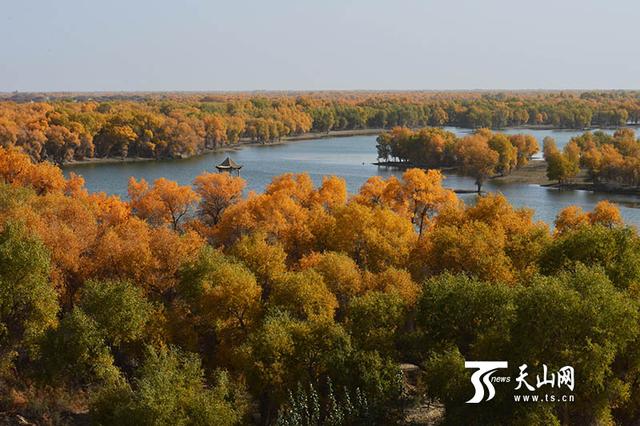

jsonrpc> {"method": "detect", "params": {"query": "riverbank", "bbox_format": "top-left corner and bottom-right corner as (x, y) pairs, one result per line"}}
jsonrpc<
(374, 159), (554, 185)
(491, 162), (640, 197)
(378, 159), (640, 198)
(61, 123), (640, 167)
(62, 126), (640, 199)
(542, 181), (640, 196)
(374, 159), (554, 189)
(61, 130), (640, 226)
(278, 128), (384, 141)
(63, 128), (386, 166)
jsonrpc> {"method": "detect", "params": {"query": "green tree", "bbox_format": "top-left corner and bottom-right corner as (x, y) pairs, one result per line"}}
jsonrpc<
(540, 224), (640, 290)
(79, 279), (153, 348)
(270, 270), (337, 321)
(423, 348), (558, 425)
(0, 222), (58, 373)
(38, 308), (122, 386)
(311, 108), (335, 133)
(241, 311), (351, 423)
(544, 136), (579, 184)
(511, 266), (639, 424)
(91, 346), (245, 426)
(416, 273), (514, 358)
(546, 151), (579, 184)
(346, 291), (405, 355)
(38, 280), (153, 387)
(180, 247), (261, 330)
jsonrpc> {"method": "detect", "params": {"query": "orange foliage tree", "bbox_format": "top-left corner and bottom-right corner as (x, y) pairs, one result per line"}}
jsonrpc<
(193, 172), (246, 226)
(128, 177), (200, 230)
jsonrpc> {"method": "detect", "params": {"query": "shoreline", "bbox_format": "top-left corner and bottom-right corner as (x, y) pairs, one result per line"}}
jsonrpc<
(67, 153), (640, 198)
(62, 128), (385, 166)
(380, 159), (640, 197)
(61, 124), (640, 167)
(61, 127), (640, 198)
(542, 182), (640, 196)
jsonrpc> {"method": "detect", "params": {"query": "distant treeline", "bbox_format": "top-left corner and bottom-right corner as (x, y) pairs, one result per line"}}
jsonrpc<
(0, 91), (639, 163)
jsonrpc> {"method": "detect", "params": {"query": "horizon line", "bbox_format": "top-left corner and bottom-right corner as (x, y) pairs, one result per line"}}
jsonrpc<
(2, 88), (640, 95)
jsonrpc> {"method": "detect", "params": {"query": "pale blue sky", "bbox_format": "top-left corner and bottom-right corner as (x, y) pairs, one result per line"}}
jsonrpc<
(1, 0), (639, 91)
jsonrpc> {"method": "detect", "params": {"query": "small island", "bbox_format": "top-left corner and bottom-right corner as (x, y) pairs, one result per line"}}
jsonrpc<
(374, 126), (539, 192)
(375, 126), (640, 196)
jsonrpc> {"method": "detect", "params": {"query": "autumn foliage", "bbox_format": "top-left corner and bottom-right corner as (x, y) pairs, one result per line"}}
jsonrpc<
(376, 127), (539, 191)
(1, 90), (639, 164)
(2, 146), (640, 425)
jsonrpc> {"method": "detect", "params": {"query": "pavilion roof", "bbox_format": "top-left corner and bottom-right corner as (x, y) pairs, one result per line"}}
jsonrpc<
(216, 157), (242, 170)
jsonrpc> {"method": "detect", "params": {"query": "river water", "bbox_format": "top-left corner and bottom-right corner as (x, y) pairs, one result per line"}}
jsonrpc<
(63, 127), (640, 226)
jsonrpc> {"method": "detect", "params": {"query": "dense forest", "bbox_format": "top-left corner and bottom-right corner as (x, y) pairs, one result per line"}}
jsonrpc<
(1, 91), (640, 164)
(2, 145), (640, 425)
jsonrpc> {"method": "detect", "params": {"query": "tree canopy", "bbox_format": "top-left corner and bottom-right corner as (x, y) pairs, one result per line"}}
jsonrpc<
(1, 90), (639, 163)
(2, 146), (640, 425)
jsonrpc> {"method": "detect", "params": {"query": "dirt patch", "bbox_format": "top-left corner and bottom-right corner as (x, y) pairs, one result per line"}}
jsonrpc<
(491, 159), (553, 185)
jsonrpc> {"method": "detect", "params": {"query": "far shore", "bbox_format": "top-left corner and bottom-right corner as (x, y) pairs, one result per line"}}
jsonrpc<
(62, 123), (640, 167)
(62, 128), (385, 166)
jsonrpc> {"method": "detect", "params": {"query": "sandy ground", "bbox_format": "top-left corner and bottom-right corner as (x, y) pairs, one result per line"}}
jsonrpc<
(491, 159), (555, 185)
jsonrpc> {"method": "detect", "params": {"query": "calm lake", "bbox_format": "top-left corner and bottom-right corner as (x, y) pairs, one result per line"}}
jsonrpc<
(63, 127), (640, 226)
